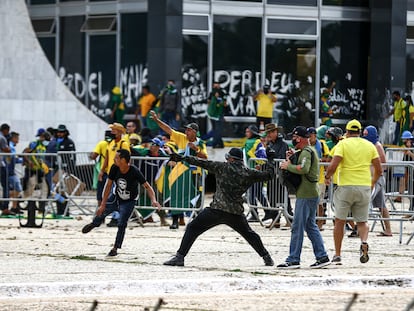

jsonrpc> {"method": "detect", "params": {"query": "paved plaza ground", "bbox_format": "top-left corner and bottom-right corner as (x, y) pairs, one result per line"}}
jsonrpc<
(0, 197), (413, 310)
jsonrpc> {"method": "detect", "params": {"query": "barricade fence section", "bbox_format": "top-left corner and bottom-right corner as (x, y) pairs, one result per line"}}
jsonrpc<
(0, 152), (207, 221)
(246, 158), (291, 227)
(131, 156), (206, 221)
(247, 157), (414, 243)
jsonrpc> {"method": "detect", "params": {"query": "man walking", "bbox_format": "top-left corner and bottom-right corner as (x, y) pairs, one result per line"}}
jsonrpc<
(277, 126), (330, 269)
(325, 120), (382, 264)
(163, 147), (277, 267)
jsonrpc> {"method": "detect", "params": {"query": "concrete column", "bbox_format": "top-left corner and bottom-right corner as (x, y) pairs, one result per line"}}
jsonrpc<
(367, 0), (407, 125)
(147, 0), (183, 95)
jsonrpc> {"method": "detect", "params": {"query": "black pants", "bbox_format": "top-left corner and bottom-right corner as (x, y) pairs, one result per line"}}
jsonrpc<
(177, 208), (270, 258)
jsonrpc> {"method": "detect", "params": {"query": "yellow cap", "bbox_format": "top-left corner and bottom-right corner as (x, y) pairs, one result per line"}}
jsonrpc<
(128, 133), (140, 142)
(109, 122), (126, 134)
(112, 86), (122, 95)
(346, 119), (361, 131)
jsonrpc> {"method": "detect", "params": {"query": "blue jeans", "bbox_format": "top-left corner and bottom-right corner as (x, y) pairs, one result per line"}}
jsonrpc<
(0, 167), (9, 209)
(92, 193), (135, 249)
(393, 122), (401, 145)
(287, 197), (328, 263)
(212, 117), (224, 147)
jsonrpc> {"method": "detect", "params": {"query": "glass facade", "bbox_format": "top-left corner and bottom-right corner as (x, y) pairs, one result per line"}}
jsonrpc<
(25, 1), (412, 137)
(120, 13), (148, 116)
(268, 0), (317, 6)
(266, 39), (316, 130)
(38, 37), (55, 69)
(88, 34), (116, 120)
(213, 15), (261, 136)
(322, 0), (369, 7)
(58, 16), (85, 106)
(407, 44), (414, 95)
(182, 34), (209, 133)
(320, 20), (370, 121)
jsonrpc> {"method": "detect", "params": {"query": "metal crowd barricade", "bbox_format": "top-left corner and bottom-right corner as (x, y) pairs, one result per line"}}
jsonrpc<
(54, 151), (97, 216)
(320, 158), (414, 244)
(1, 152), (207, 224)
(246, 158), (291, 228)
(131, 156), (206, 222)
(0, 152), (60, 226)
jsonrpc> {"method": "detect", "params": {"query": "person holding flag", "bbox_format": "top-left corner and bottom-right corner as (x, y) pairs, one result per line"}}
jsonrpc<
(149, 110), (207, 229)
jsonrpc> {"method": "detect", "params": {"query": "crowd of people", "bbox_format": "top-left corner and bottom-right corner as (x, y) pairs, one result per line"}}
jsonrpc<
(0, 123), (75, 216)
(2, 81), (412, 268)
(76, 115), (396, 268)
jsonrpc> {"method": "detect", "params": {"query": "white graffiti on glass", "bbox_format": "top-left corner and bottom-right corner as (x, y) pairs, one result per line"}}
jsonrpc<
(58, 65), (148, 119)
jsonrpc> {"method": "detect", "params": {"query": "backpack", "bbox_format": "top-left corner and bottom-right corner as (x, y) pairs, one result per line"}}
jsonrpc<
(280, 146), (317, 194)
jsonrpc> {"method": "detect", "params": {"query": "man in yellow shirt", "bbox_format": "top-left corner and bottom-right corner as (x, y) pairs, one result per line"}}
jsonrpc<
(135, 85), (156, 128)
(254, 85), (276, 129)
(98, 123), (130, 227)
(325, 119), (382, 265)
(386, 91), (406, 145)
(90, 130), (113, 206)
(150, 110), (207, 229)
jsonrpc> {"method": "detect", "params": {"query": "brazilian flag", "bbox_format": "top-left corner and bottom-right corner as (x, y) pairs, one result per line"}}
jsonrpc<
(168, 162), (198, 216)
(135, 157), (163, 220)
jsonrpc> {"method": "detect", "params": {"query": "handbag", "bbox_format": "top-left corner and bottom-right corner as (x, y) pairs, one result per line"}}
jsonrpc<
(280, 152), (302, 194)
(280, 147), (317, 194)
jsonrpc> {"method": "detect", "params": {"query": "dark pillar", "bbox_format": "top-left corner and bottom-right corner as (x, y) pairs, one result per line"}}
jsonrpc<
(147, 0), (183, 95)
(367, 0), (407, 126)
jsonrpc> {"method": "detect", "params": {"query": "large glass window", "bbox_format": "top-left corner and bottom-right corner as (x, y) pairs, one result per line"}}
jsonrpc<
(59, 16), (85, 104)
(268, 19), (317, 36)
(320, 20), (370, 121)
(89, 34), (116, 121)
(38, 37), (55, 69)
(323, 0), (368, 7)
(266, 39), (316, 131)
(182, 34), (209, 134)
(406, 44), (414, 94)
(120, 13), (148, 115)
(268, 0), (317, 6)
(213, 15), (261, 137)
(30, 0), (56, 4)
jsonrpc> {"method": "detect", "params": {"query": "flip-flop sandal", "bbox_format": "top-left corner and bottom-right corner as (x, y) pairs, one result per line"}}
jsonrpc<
(377, 232), (392, 237)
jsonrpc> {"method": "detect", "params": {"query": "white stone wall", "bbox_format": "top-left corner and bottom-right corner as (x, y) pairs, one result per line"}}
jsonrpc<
(0, 0), (108, 152)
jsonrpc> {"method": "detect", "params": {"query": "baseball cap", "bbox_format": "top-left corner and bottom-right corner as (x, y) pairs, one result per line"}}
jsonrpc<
(36, 128), (46, 137)
(307, 127), (317, 135)
(346, 119), (362, 131)
(290, 126), (309, 138)
(129, 133), (140, 142)
(151, 137), (164, 147)
(225, 148), (243, 161)
(184, 123), (199, 132)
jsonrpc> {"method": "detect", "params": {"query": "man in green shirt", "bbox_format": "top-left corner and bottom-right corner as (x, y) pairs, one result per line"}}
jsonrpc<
(277, 126), (330, 269)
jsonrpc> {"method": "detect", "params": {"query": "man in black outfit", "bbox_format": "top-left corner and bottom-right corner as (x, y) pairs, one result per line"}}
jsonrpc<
(82, 149), (161, 257)
(163, 147), (277, 267)
(263, 123), (292, 223)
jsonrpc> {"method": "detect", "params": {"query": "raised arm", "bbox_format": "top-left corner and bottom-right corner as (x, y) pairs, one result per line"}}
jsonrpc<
(149, 110), (172, 135)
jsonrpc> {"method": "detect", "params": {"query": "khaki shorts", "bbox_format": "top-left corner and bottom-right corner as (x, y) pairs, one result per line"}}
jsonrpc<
(333, 186), (371, 222)
(318, 183), (326, 203)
